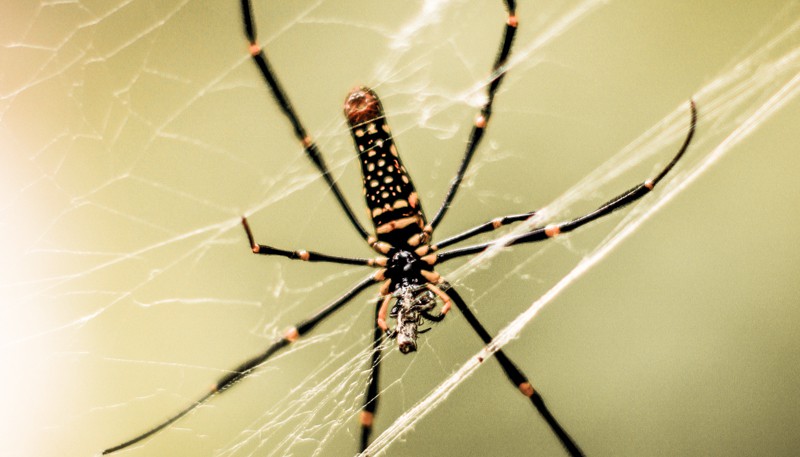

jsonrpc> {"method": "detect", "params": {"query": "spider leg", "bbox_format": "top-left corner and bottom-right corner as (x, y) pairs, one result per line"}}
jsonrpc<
(429, 0), (519, 230)
(102, 274), (379, 455)
(376, 294), (393, 331)
(431, 100), (697, 265)
(428, 211), (536, 251)
(445, 285), (584, 457)
(240, 0), (370, 241)
(426, 282), (452, 315)
(242, 217), (384, 267)
(360, 298), (386, 452)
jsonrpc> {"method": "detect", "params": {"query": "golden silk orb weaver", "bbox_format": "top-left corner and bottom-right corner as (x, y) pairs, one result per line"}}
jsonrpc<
(103, 1), (696, 455)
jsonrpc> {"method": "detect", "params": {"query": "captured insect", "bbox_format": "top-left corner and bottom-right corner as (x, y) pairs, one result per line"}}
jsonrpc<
(103, 1), (696, 455)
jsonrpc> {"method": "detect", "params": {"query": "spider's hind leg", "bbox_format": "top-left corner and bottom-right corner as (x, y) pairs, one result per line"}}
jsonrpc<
(239, 0), (370, 242)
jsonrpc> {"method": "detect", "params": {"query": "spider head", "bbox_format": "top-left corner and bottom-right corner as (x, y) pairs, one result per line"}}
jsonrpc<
(389, 285), (437, 354)
(385, 250), (423, 279)
(383, 250), (440, 353)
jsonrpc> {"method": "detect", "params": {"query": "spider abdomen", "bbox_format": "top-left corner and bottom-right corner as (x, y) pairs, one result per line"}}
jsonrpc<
(344, 87), (428, 248)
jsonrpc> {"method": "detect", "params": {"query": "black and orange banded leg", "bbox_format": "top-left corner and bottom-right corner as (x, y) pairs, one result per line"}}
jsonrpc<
(242, 217), (384, 267)
(434, 99), (697, 265)
(446, 287), (584, 457)
(430, 0), (519, 230)
(428, 211), (537, 252)
(360, 298), (386, 452)
(102, 275), (378, 455)
(240, 0), (370, 242)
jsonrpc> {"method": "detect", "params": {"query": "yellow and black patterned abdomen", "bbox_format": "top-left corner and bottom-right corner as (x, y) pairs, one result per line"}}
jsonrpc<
(344, 87), (427, 249)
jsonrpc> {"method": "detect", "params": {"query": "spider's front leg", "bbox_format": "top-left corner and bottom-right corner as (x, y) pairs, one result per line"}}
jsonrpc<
(102, 273), (380, 455)
(360, 297), (387, 451)
(446, 286), (584, 457)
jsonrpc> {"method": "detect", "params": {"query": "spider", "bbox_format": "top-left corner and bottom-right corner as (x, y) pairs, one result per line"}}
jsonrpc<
(103, 1), (696, 455)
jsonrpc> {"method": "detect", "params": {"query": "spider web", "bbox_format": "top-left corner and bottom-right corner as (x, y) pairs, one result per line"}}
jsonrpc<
(3, 1), (800, 457)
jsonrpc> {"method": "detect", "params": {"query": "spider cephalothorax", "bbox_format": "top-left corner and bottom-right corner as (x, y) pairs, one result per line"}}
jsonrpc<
(384, 250), (426, 287)
(378, 250), (445, 353)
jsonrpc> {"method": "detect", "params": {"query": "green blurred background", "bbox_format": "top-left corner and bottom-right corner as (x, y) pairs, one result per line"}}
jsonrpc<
(3, 1), (799, 456)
